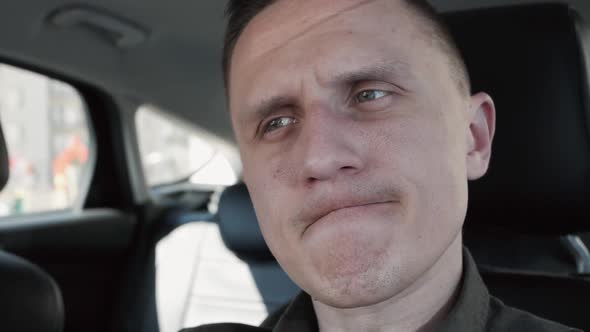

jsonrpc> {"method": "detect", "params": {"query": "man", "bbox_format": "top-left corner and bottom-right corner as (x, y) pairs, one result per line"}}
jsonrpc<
(184, 0), (579, 331)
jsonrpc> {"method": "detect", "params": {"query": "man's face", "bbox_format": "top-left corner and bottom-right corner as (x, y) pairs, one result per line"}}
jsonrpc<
(229, 0), (493, 307)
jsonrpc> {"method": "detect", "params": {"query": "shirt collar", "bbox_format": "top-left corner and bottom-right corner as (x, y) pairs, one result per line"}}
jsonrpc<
(272, 291), (319, 331)
(436, 248), (490, 332)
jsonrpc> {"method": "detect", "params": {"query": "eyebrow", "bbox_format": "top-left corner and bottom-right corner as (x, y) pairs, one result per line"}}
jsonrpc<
(239, 95), (298, 127)
(330, 60), (414, 88)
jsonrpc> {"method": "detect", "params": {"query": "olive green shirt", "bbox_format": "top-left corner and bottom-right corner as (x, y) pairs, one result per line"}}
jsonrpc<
(182, 250), (581, 332)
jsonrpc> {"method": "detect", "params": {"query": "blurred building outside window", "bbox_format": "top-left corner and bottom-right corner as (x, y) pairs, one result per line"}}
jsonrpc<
(0, 64), (92, 217)
(136, 105), (239, 189)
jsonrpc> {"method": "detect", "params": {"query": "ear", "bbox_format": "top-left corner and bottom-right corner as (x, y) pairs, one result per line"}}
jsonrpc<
(466, 92), (496, 180)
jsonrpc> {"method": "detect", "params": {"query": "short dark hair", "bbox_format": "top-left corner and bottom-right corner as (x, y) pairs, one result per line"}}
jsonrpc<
(222, 0), (470, 95)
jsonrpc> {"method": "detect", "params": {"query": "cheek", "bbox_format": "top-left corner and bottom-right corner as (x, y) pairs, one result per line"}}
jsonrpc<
(414, 124), (468, 241)
(241, 152), (299, 246)
(371, 112), (468, 223)
(368, 116), (436, 178)
(243, 142), (300, 184)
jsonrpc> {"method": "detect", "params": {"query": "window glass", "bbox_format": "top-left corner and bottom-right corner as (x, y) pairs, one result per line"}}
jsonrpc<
(0, 64), (93, 216)
(136, 105), (238, 188)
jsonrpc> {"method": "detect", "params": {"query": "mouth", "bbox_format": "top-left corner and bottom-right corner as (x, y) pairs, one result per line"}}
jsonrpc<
(302, 200), (396, 236)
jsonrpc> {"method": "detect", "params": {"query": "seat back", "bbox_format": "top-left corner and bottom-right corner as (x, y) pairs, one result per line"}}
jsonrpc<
(450, 4), (590, 330)
(452, 4), (590, 235)
(0, 250), (65, 332)
(155, 191), (298, 332)
(0, 122), (64, 332)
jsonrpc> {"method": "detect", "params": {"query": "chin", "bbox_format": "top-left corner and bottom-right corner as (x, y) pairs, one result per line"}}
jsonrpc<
(308, 263), (405, 309)
(313, 284), (401, 309)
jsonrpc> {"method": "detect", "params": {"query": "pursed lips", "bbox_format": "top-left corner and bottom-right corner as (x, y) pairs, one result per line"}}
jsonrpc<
(301, 199), (396, 235)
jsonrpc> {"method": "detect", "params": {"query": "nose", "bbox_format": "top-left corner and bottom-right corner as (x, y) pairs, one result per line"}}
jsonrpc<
(298, 108), (364, 184)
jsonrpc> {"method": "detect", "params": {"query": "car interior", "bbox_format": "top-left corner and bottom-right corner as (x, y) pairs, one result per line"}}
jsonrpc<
(0, 1), (589, 332)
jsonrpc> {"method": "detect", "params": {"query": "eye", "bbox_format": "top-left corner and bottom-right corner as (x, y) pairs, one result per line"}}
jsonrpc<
(262, 116), (297, 134)
(354, 89), (391, 103)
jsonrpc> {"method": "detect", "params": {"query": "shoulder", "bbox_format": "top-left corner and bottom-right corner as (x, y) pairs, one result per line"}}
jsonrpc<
(486, 296), (581, 332)
(179, 323), (270, 332)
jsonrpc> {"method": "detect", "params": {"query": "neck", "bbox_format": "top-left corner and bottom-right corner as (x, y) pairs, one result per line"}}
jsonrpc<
(312, 234), (464, 332)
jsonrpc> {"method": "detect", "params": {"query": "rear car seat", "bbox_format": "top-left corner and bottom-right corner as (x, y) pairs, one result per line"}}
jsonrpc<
(155, 188), (298, 332)
(0, 250), (65, 332)
(455, 3), (590, 255)
(455, 4), (590, 330)
(0, 121), (65, 331)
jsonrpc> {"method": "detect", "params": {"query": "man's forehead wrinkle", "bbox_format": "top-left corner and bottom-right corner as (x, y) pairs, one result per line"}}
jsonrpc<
(264, 0), (380, 57)
(239, 0), (382, 66)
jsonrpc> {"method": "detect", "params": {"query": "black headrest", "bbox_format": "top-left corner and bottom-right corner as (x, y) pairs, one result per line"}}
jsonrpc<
(0, 122), (9, 191)
(449, 4), (590, 234)
(0, 250), (64, 332)
(218, 183), (272, 258)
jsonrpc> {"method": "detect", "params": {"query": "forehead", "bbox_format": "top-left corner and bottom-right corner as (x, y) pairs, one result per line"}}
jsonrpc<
(229, 0), (431, 112)
(232, 0), (416, 66)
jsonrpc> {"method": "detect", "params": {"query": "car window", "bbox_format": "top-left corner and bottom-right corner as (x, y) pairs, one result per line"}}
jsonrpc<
(0, 63), (93, 216)
(135, 105), (238, 188)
